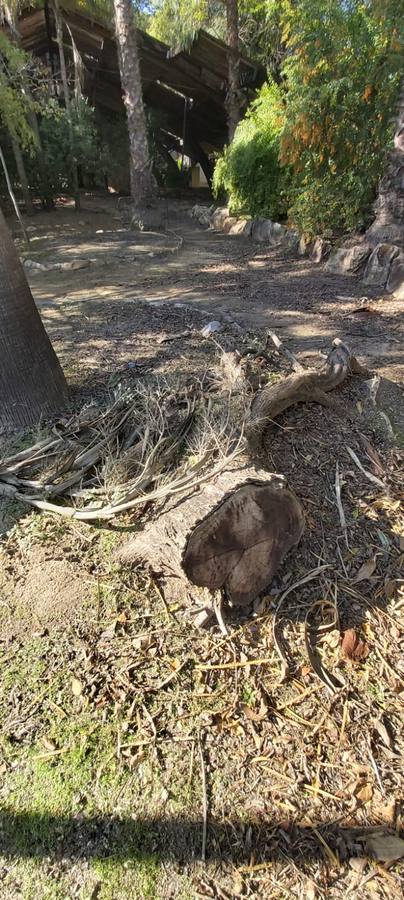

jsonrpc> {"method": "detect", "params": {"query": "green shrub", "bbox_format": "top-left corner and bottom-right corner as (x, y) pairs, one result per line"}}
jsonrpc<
(212, 83), (290, 220)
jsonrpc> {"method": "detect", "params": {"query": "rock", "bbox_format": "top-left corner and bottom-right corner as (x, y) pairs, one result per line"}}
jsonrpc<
(228, 218), (252, 236)
(271, 222), (285, 243)
(250, 218), (284, 243)
(284, 230), (300, 252)
(298, 234), (313, 256)
(200, 321), (222, 337)
(311, 237), (332, 263)
(386, 250), (404, 298)
(325, 244), (371, 274)
(190, 205), (214, 226)
(221, 216), (239, 233)
(59, 259), (91, 271)
(211, 207), (230, 230)
(251, 219), (274, 242)
(23, 259), (47, 271)
(363, 243), (399, 286)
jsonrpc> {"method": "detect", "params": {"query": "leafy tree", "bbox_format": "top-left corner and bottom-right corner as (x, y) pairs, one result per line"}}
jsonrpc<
(213, 82), (289, 219)
(279, 0), (403, 236)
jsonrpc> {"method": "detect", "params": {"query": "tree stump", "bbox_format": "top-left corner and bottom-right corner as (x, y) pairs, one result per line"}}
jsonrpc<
(119, 464), (305, 609)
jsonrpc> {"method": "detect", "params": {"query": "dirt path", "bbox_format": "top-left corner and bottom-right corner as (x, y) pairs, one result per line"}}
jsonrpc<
(24, 197), (404, 437)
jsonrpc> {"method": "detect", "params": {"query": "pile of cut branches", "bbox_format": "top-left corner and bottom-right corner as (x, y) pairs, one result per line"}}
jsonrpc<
(0, 379), (242, 522)
(1, 336), (370, 616)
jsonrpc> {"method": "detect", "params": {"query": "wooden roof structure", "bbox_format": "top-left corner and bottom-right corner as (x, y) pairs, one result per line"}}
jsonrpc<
(16, 5), (265, 174)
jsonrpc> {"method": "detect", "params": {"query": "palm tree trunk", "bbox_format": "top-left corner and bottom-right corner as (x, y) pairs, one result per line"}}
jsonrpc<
(10, 134), (35, 216)
(113, 0), (154, 204)
(366, 79), (404, 247)
(53, 0), (80, 210)
(0, 206), (68, 431)
(226, 0), (241, 142)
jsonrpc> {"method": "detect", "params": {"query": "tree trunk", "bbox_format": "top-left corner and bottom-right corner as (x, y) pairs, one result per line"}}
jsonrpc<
(113, 0), (155, 204)
(120, 465), (304, 610)
(53, 0), (80, 210)
(0, 206), (68, 431)
(226, 0), (241, 142)
(10, 135), (34, 216)
(366, 79), (404, 247)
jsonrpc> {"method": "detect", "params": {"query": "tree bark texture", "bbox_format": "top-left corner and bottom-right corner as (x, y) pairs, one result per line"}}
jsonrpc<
(53, 0), (80, 210)
(120, 465), (304, 608)
(113, 0), (154, 204)
(367, 78), (404, 247)
(0, 206), (68, 431)
(226, 0), (241, 142)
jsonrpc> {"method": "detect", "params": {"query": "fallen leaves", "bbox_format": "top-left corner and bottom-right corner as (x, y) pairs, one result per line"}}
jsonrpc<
(352, 556), (377, 583)
(365, 833), (404, 862)
(341, 629), (369, 661)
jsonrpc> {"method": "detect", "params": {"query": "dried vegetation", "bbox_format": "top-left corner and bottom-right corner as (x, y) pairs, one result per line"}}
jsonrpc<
(0, 327), (403, 899)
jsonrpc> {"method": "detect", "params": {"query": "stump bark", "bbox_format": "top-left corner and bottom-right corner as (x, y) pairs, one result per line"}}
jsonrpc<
(120, 464), (304, 608)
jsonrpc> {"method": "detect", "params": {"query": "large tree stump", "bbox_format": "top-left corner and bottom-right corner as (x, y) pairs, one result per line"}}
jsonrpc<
(120, 464), (304, 609)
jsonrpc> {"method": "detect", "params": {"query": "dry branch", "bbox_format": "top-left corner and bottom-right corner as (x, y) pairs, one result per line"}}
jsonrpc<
(246, 339), (368, 452)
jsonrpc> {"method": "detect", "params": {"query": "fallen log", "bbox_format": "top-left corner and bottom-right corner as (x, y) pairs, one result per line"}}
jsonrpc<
(119, 463), (305, 610)
(246, 338), (368, 452)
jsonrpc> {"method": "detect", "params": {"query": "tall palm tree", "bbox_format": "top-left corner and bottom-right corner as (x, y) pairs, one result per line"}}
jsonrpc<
(0, 206), (68, 430)
(113, 0), (154, 204)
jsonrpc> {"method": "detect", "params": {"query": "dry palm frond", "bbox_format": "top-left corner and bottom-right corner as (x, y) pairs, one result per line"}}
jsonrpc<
(0, 373), (247, 522)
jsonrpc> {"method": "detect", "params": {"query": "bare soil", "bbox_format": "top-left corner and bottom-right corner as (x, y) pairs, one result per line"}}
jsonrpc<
(0, 195), (403, 900)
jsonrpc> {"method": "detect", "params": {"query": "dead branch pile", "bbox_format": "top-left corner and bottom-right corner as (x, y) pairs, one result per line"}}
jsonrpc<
(0, 380), (242, 521)
(1, 336), (370, 613)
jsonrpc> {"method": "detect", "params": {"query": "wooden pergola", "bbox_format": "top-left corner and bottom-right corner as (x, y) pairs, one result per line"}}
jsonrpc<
(16, 4), (265, 183)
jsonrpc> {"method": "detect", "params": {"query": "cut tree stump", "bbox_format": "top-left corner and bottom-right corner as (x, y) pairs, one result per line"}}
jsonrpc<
(246, 339), (368, 452)
(119, 464), (305, 609)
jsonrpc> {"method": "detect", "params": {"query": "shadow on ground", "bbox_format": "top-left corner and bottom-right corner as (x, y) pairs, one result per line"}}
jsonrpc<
(0, 809), (397, 868)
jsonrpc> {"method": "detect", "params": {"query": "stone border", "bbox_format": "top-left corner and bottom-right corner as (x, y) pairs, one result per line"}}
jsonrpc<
(21, 230), (183, 275)
(190, 205), (403, 298)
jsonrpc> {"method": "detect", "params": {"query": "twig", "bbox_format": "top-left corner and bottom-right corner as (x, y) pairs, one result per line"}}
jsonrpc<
(196, 657), (274, 672)
(272, 565), (330, 680)
(198, 735), (208, 864)
(213, 594), (228, 636)
(304, 598), (345, 696)
(367, 742), (384, 796)
(335, 462), (348, 548)
(346, 446), (386, 490)
(266, 330), (305, 373)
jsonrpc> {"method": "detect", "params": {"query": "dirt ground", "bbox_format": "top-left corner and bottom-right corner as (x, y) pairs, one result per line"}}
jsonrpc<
(0, 195), (403, 899)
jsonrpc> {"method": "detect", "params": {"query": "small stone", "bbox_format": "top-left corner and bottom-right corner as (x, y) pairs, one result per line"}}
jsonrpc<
(200, 320), (222, 337)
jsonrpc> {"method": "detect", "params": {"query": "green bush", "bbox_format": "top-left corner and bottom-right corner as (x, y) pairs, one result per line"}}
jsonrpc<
(212, 83), (290, 220)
